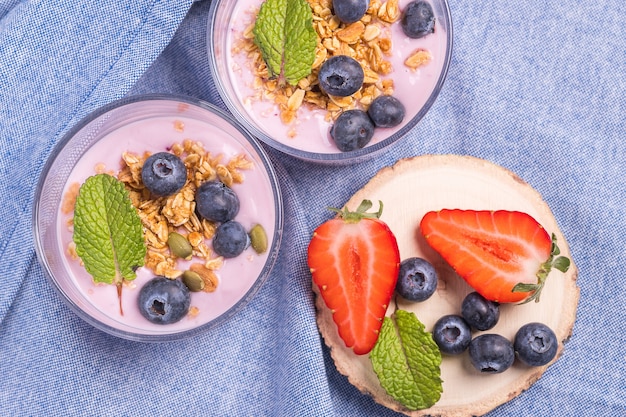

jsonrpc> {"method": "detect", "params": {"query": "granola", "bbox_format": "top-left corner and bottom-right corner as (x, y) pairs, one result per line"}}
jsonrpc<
(66, 138), (253, 290)
(404, 48), (432, 70)
(120, 139), (252, 283)
(234, 0), (408, 126)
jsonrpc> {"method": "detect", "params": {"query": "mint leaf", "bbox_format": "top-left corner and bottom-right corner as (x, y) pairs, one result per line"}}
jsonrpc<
(73, 174), (146, 285)
(370, 310), (443, 410)
(253, 0), (316, 85)
(253, 0), (286, 79)
(283, 0), (317, 84)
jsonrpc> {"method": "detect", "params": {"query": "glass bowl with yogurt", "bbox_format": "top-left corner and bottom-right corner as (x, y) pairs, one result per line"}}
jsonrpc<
(33, 95), (283, 341)
(207, 0), (452, 163)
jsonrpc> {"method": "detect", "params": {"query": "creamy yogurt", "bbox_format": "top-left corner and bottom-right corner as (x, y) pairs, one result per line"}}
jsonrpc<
(53, 99), (279, 337)
(221, 0), (449, 154)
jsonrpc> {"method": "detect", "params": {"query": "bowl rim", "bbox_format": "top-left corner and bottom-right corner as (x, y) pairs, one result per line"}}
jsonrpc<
(206, 0), (454, 163)
(32, 93), (284, 342)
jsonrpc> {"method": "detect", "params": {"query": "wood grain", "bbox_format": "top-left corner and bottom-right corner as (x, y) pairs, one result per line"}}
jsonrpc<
(314, 155), (579, 417)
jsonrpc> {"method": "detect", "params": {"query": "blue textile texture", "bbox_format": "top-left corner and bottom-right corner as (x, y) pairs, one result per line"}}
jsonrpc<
(1, 0), (625, 416)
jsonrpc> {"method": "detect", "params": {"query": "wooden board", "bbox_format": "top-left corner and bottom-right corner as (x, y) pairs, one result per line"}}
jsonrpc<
(314, 155), (580, 416)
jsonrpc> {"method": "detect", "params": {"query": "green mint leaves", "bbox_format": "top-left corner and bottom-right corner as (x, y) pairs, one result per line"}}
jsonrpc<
(73, 174), (146, 286)
(370, 310), (443, 410)
(282, 0), (317, 84)
(253, 0), (317, 85)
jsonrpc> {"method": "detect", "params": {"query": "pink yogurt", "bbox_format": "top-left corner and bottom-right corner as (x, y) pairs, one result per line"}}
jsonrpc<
(223, 0), (450, 154)
(54, 99), (279, 337)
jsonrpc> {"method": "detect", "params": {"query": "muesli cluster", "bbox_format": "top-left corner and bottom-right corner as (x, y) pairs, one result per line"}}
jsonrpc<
(64, 139), (254, 291)
(233, 0), (431, 133)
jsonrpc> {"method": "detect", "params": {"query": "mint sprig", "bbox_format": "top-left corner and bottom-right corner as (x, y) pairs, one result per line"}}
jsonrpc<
(73, 174), (146, 287)
(370, 310), (443, 410)
(253, 0), (316, 85)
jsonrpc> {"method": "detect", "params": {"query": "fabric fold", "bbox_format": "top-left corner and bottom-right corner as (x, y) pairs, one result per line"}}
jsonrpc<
(1, 0), (624, 415)
(0, 0), (194, 323)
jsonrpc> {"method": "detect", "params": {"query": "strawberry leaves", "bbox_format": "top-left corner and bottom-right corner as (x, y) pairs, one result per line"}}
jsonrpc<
(328, 199), (384, 222)
(420, 209), (566, 303)
(512, 233), (571, 304)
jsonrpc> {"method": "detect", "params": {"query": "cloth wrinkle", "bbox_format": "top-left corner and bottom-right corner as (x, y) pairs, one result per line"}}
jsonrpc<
(56, 0), (160, 136)
(0, 0), (624, 416)
(0, 0), (193, 322)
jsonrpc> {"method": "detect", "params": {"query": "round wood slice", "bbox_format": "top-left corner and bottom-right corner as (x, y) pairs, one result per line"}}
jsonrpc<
(314, 154), (579, 417)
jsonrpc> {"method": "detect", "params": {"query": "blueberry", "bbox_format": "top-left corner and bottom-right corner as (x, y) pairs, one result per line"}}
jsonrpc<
(468, 334), (515, 374)
(432, 315), (472, 355)
(333, 0), (369, 23)
(514, 322), (558, 366)
(461, 292), (500, 331)
(330, 109), (374, 151)
(396, 257), (438, 301)
(367, 95), (406, 128)
(141, 152), (187, 196)
(196, 181), (240, 223)
(318, 55), (364, 97)
(213, 221), (250, 258)
(401, 1), (436, 39)
(138, 276), (191, 324)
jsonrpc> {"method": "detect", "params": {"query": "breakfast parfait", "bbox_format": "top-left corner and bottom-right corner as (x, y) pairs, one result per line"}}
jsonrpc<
(222, 0), (449, 153)
(55, 100), (279, 335)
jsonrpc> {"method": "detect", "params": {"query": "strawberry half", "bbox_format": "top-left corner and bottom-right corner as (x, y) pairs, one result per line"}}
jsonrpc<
(308, 200), (400, 355)
(420, 209), (570, 304)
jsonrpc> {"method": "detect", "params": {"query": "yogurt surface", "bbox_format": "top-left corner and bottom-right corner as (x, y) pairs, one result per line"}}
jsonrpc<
(55, 101), (278, 336)
(222, 0), (449, 154)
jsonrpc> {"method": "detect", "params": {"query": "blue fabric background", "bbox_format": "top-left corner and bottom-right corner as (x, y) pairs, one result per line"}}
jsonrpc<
(1, 0), (624, 415)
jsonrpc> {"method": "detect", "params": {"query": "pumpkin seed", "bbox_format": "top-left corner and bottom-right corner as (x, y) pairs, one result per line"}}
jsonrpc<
(168, 231), (193, 259)
(249, 224), (268, 254)
(182, 270), (205, 292)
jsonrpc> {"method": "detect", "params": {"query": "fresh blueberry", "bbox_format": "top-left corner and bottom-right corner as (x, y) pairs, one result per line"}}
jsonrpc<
(330, 109), (374, 151)
(401, 1), (436, 39)
(367, 95), (406, 128)
(138, 276), (191, 324)
(461, 291), (500, 331)
(196, 181), (240, 223)
(514, 322), (558, 366)
(212, 221), (250, 258)
(468, 334), (515, 374)
(396, 257), (438, 301)
(318, 55), (364, 97)
(141, 152), (187, 196)
(432, 315), (472, 355)
(333, 0), (369, 23)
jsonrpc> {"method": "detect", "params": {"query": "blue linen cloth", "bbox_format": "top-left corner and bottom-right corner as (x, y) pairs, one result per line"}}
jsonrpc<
(1, 0), (624, 415)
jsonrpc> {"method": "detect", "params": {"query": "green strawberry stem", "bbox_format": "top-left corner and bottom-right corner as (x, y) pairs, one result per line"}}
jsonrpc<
(329, 199), (383, 223)
(512, 233), (571, 304)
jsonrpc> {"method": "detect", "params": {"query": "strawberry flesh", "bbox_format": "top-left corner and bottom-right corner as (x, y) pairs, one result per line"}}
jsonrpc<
(308, 217), (400, 355)
(420, 209), (552, 303)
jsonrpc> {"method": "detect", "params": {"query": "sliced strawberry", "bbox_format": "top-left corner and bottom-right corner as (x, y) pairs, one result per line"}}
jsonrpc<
(308, 200), (400, 355)
(420, 209), (570, 304)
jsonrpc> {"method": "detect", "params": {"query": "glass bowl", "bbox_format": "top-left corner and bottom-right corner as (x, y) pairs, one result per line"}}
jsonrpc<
(207, 0), (452, 163)
(33, 94), (284, 341)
